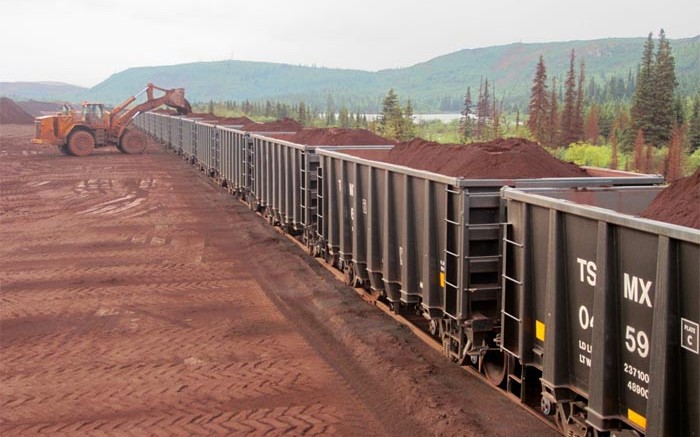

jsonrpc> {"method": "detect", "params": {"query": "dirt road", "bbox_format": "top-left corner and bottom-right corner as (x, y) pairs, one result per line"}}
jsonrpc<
(0, 125), (559, 436)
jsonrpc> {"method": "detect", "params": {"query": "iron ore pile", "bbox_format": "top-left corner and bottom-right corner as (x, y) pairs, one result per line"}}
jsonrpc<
(0, 97), (34, 124)
(275, 127), (395, 146)
(347, 137), (589, 179)
(241, 118), (302, 132)
(641, 168), (700, 229)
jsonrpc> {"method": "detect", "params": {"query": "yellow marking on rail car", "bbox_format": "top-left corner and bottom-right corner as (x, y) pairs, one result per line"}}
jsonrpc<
(440, 272), (446, 288)
(536, 320), (545, 341)
(627, 408), (647, 429)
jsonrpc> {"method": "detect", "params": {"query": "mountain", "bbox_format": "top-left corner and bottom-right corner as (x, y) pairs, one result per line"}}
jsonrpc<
(0, 81), (87, 102)
(389, 36), (700, 109)
(7, 36), (700, 112)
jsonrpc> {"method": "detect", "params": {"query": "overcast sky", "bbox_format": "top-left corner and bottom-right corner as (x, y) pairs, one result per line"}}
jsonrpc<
(1, 0), (698, 87)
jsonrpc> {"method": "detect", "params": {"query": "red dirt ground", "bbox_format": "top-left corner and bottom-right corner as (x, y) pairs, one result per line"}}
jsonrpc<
(0, 98), (34, 124)
(351, 137), (589, 179)
(278, 128), (394, 146)
(640, 168), (700, 229)
(0, 125), (559, 437)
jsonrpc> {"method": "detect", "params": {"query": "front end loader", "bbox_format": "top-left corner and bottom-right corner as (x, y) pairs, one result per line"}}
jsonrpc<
(32, 84), (191, 157)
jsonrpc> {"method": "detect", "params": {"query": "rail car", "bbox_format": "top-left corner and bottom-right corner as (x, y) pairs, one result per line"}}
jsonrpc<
(134, 111), (699, 437)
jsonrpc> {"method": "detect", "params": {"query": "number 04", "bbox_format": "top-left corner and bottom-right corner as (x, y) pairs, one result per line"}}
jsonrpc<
(625, 325), (649, 358)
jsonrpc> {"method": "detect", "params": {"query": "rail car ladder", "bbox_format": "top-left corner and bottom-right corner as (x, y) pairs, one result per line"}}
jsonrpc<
(245, 135), (255, 205)
(443, 187), (503, 362)
(315, 164), (325, 252)
(213, 128), (220, 176)
(300, 153), (319, 229)
(501, 220), (526, 398)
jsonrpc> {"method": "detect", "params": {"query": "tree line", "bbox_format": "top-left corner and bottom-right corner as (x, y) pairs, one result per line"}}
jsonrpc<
(523, 29), (700, 180)
(202, 98), (372, 129)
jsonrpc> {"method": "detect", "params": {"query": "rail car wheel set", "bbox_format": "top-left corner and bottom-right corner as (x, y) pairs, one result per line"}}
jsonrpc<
(134, 111), (699, 437)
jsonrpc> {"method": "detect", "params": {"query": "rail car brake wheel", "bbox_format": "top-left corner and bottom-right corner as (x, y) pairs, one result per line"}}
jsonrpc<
(67, 130), (95, 157)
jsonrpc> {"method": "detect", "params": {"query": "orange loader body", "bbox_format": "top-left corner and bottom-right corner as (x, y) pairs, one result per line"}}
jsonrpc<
(32, 83), (191, 156)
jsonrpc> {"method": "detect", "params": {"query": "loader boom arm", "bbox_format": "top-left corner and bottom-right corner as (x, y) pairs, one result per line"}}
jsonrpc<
(109, 83), (191, 136)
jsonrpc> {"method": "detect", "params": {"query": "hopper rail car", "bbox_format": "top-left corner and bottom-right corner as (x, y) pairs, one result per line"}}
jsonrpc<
(135, 111), (699, 437)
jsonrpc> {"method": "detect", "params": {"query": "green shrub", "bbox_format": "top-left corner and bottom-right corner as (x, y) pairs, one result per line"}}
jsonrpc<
(685, 148), (700, 174)
(563, 143), (612, 168)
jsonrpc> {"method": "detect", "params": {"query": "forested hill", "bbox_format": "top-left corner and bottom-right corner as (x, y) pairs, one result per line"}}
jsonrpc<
(9, 36), (700, 111)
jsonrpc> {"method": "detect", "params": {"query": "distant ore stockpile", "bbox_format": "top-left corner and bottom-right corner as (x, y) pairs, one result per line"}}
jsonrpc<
(0, 97), (34, 124)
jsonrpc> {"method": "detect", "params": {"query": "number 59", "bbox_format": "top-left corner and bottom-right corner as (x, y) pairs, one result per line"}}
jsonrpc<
(625, 325), (649, 358)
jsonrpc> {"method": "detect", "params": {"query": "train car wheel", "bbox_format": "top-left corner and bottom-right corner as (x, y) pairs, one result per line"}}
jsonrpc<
(482, 350), (507, 387)
(343, 264), (355, 287)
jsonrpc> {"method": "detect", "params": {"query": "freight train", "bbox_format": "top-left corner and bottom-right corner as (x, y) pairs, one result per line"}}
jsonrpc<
(134, 112), (699, 437)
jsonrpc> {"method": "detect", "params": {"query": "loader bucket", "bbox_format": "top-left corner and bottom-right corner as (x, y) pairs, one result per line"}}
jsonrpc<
(166, 88), (192, 115)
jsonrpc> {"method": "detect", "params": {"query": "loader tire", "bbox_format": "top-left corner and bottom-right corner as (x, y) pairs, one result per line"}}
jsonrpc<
(119, 130), (147, 154)
(58, 144), (73, 155)
(67, 130), (95, 157)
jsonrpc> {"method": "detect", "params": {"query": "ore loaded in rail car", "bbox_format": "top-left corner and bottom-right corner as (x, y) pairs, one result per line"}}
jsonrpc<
(502, 185), (700, 437)
(249, 135), (323, 236)
(247, 129), (393, 247)
(218, 127), (249, 196)
(196, 120), (251, 180)
(195, 122), (218, 176)
(316, 139), (664, 387)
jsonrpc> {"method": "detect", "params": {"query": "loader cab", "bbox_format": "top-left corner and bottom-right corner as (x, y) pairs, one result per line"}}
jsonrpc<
(81, 103), (105, 124)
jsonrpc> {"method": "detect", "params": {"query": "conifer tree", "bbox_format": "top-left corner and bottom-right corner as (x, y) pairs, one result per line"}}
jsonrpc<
(476, 78), (491, 140)
(631, 33), (656, 144)
(612, 109), (632, 153)
(633, 129), (646, 172)
(338, 106), (351, 128)
(574, 60), (586, 141)
(378, 89), (404, 140)
(584, 105), (600, 144)
(644, 144), (654, 173)
(665, 124), (685, 181)
(325, 95), (335, 126)
(610, 133), (619, 169)
(673, 95), (685, 126)
(650, 29), (677, 146)
(546, 77), (559, 147)
(401, 99), (415, 141)
(527, 55), (549, 144)
(460, 87), (474, 142)
(559, 50), (578, 146)
(297, 101), (308, 125)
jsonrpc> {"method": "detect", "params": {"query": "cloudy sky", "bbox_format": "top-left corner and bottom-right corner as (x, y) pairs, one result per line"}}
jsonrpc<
(1, 0), (698, 87)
